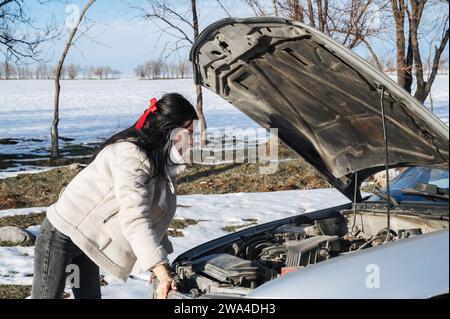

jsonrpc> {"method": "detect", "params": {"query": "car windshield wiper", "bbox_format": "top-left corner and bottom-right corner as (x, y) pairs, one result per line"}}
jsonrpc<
(372, 187), (400, 206)
(401, 183), (449, 201)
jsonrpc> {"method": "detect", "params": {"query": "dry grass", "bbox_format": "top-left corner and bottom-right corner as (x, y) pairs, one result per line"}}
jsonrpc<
(0, 212), (45, 228)
(168, 218), (200, 237)
(0, 285), (31, 299)
(0, 167), (82, 209)
(177, 159), (329, 195)
(0, 142), (329, 209)
(222, 219), (259, 233)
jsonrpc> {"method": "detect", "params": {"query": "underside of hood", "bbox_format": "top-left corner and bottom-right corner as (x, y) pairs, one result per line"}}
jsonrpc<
(190, 17), (449, 200)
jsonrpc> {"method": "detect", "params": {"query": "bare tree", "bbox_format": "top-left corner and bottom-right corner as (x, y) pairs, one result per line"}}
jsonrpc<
(51, 0), (96, 162)
(135, 64), (145, 79)
(3, 60), (16, 79)
(94, 66), (104, 79)
(35, 63), (50, 79)
(0, 0), (59, 63)
(138, 0), (207, 146)
(103, 66), (113, 79)
(152, 59), (163, 79)
(390, 0), (448, 102)
(85, 65), (95, 79)
(244, 0), (269, 15)
(144, 61), (153, 79)
(66, 63), (81, 80)
(16, 64), (33, 79)
(249, 1), (387, 69)
(438, 55), (448, 73)
(177, 60), (189, 78)
(112, 69), (122, 79)
(191, 0), (207, 147)
(390, 0), (415, 92)
(409, 0), (448, 103)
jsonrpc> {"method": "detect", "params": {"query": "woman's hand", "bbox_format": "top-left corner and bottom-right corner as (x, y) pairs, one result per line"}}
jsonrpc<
(151, 263), (177, 299)
(155, 275), (177, 299)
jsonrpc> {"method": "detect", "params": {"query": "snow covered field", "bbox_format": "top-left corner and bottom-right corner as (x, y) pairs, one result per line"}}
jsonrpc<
(0, 75), (448, 157)
(0, 78), (258, 156)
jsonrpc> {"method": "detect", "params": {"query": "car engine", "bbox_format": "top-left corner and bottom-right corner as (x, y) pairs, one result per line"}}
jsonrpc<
(172, 207), (448, 298)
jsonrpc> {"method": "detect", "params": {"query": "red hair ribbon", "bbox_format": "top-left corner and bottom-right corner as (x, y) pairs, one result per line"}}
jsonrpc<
(135, 98), (157, 130)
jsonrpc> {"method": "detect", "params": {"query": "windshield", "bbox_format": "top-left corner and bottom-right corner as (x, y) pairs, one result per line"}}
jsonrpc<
(368, 167), (449, 204)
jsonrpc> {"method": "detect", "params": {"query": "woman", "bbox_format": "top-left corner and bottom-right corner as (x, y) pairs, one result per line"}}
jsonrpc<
(31, 93), (198, 299)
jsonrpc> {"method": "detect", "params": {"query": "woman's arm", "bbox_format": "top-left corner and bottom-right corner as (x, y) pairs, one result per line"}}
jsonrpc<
(111, 142), (170, 272)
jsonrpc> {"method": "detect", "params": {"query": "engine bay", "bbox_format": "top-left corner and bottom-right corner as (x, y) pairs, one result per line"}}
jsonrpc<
(172, 205), (448, 298)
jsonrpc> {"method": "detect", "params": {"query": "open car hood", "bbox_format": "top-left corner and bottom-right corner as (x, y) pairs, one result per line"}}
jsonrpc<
(190, 17), (449, 200)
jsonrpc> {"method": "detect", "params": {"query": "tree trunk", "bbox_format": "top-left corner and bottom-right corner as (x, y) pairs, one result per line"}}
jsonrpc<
(408, 0), (448, 103)
(191, 0), (207, 148)
(272, 0), (279, 16)
(317, 0), (324, 32)
(409, 0), (426, 101)
(307, 0), (315, 28)
(51, 0), (96, 163)
(391, 0), (407, 91)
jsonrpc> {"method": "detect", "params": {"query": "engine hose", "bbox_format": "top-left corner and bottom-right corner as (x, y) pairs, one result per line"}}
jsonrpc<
(236, 234), (271, 257)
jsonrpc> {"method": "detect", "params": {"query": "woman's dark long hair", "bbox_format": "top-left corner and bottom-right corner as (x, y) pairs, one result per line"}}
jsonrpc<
(89, 93), (198, 183)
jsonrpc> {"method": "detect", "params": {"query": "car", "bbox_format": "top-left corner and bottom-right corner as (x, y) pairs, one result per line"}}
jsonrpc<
(166, 17), (449, 299)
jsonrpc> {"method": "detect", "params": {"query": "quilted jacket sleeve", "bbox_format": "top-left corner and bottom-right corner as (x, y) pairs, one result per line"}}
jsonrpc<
(111, 141), (169, 271)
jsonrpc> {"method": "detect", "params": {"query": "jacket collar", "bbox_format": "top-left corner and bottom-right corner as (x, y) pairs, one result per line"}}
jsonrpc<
(167, 144), (187, 177)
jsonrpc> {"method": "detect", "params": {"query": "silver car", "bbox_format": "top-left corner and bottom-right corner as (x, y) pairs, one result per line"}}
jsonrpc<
(168, 17), (449, 299)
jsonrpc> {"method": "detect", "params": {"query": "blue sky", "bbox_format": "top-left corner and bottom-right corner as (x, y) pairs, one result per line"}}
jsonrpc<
(26, 0), (252, 76)
(23, 0), (449, 77)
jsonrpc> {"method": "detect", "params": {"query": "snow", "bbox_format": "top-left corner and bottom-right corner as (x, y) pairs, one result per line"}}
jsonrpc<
(0, 207), (47, 218)
(1, 76), (447, 159)
(0, 246), (35, 285)
(0, 166), (63, 180)
(0, 79), (258, 157)
(0, 188), (348, 297)
(423, 74), (449, 125)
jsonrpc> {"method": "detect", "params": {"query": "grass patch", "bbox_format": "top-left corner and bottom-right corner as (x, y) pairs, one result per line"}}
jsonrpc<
(167, 229), (184, 237)
(167, 218), (200, 237)
(0, 167), (82, 209)
(0, 240), (35, 247)
(177, 159), (329, 195)
(222, 219), (259, 233)
(0, 141), (329, 210)
(170, 218), (199, 229)
(0, 212), (45, 228)
(0, 285), (31, 299)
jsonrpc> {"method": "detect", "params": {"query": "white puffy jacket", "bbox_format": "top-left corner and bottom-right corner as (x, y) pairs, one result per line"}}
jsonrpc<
(46, 138), (186, 282)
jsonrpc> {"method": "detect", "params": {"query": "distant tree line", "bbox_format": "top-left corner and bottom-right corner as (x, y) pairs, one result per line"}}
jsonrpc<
(134, 59), (192, 79)
(0, 63), (122, 80)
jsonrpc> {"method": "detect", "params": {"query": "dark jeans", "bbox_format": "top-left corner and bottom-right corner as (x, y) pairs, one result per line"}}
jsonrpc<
(31, 217), (101, 299)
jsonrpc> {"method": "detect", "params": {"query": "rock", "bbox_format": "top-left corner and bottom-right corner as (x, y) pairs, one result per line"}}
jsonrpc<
(0, 226), (35, 245)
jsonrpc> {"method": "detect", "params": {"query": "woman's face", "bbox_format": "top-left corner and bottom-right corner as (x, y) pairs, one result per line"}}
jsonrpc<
(172, 120), (194, 154)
